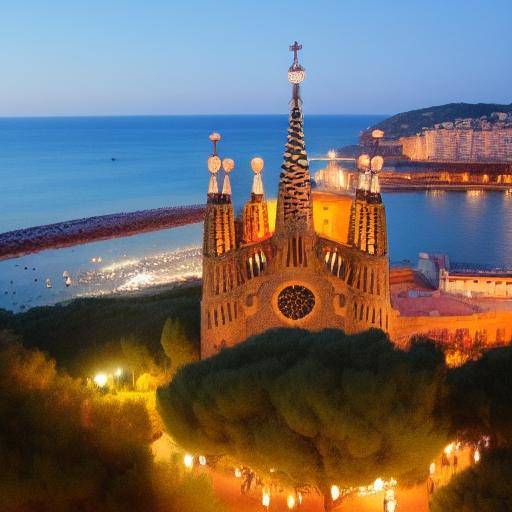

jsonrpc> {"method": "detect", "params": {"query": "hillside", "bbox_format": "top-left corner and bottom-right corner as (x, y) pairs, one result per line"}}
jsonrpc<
(368, 102), (512, 140)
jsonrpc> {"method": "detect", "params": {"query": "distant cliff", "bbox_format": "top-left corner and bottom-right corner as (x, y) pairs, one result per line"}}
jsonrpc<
(365, 102), (512, 140)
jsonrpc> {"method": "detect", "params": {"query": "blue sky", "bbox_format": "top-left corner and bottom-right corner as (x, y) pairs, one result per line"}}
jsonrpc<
(1, 0), (510, 116)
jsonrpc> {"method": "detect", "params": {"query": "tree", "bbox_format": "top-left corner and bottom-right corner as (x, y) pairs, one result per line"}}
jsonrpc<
(430, 448), (512, 512)
(0, 330), (225, 512)
(160, 317), (199, 374)
(121, 336), (156, 388)
(448, 346), (512, 448)
(157, 328), (451, 510)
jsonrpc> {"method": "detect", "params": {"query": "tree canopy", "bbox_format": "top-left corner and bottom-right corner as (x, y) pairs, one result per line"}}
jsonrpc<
(160, 317), (199, 374)
(448, 346), (512, 448)
(157, 328), (451, 498)
(430, 449), (512, 512)
(0, 330), (223, 512)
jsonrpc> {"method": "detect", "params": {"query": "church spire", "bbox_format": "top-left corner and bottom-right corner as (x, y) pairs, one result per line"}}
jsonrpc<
(348, 131), (388, 256)
(203, 132), (237, 256)
(275, 41), (312, 234)
(242, 157), (269, 243)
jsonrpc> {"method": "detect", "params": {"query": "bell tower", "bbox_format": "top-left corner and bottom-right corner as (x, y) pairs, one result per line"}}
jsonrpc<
(202, 133), (236, 256)
(242, 157), (270, 243)
(348, 131), (388, 257)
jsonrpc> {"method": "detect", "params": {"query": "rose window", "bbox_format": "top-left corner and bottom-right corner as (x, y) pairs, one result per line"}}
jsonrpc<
(277, 285), (315, 320)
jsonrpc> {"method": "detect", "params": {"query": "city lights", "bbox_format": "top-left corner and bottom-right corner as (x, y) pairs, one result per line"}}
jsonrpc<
(286, 494), (295, 509)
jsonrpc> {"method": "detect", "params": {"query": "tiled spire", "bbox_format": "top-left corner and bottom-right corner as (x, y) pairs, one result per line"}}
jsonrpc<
(275, 42), (312, 233)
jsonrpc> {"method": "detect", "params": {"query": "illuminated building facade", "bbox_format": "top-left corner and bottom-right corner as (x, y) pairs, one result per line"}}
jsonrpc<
(200, 43), (391, 357)
(200, 44), (512, 358)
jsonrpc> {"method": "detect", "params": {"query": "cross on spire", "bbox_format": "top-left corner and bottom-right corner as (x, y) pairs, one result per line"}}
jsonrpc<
(289, 41), (302, 64)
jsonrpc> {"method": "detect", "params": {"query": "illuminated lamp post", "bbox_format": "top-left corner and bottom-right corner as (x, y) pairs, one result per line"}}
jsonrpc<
(384, 489), (398, 512)
(183, 454), (194, 470)
(262, 488), (270, 511)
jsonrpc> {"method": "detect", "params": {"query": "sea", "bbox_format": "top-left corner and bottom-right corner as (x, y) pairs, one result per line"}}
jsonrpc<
(1, 115), (511, 312)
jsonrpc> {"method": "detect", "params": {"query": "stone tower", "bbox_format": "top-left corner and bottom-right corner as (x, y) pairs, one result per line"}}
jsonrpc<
(200, 43), (392, 358)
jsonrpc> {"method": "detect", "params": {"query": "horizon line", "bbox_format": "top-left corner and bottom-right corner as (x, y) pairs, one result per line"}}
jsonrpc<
(0, 112), (391, 120)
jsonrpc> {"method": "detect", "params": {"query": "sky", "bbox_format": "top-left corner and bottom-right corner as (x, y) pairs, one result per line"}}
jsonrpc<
(0, 0), (511, 117)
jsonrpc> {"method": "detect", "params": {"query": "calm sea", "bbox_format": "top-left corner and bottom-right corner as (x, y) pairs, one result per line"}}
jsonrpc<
(1, 115), (511, 311)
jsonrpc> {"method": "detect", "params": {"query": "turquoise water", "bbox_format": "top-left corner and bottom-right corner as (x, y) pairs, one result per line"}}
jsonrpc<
(1, 115), (511, 311)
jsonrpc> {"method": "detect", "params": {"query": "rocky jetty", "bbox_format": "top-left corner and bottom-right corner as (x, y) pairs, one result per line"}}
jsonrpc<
(0, 205), (206, 260)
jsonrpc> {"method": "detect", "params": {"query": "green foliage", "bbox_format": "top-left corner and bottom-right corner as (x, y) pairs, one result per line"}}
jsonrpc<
(160, 317), (199, 374)
(448, 346), (512, 447)
(430, 449), (512, 512)
(0, 332), (153, 511)
(0, 285), (201, 375)
(157, 328), (451, 492)
(0, 330), (223, 512)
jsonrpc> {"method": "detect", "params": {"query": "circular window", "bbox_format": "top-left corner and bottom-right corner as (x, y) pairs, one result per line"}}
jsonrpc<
(277, 285), (315, 320)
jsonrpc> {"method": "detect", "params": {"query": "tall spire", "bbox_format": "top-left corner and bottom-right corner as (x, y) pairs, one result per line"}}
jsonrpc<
(242, 157), (270, 243)
(203, 132), (237, 255)
(275, 41), (312, 233)
(348, 131), (388, 256)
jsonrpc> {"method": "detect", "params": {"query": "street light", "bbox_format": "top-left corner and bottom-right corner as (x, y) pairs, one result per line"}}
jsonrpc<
(115, 367), (122, 378)
(287, 494), (295, 509)
(330, 485), (340, 501)
(262, 489), (270, 509)
(183, 454), (194, 469)
(384, 489), (397, 512)
(373, 478), (384, 492)
(94, 372), (108, 387)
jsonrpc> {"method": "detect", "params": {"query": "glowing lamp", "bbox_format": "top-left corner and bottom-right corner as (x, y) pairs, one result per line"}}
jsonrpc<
(385, 490), (397, 512)
(330, 485), (340, 501)
(209, 132), (221, 142)
(94, 373), (108, 387)
(371, 155), (384, 172)
(207, 155), (222, 174)
(429, 462), (436, 476)
(183, 454), (194, 469)
(198, 455), (207, 466)
(262, 489), (270, 507)
(234, 468), (242, 478)
(372, 129), (385, 139)
(115, 367), (122, 378)
(251, 157), (264, 174)
(373, 478), (384, 492)
(357, 154), (371, 170)
(287, 495), (295, 509)
(327, 150), (336, 160)
(444, 443), (454, 456)
(474, 449), (480, 464)
(222, 158), (235, 173)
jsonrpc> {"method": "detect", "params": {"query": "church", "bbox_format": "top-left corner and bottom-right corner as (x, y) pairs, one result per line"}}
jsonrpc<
(200, 42), (392, 357)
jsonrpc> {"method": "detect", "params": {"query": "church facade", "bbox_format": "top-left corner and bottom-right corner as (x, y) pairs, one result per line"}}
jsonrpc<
(200, 43), (392, 358)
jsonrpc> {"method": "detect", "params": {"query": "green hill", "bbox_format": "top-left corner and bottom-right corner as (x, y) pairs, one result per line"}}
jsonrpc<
(368, 102), (512, 139)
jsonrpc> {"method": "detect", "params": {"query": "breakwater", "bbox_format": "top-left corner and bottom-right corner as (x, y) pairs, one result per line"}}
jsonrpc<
(0, 205), (206, 260)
